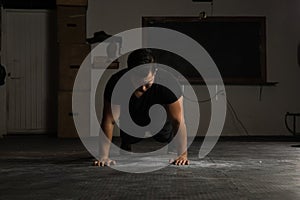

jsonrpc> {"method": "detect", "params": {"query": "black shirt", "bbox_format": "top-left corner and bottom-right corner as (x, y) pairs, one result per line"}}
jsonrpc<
(104, 68), (182, 131)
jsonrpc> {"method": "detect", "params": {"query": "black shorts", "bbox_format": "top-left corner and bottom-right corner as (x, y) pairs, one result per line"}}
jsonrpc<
(120, 120), (173, 144)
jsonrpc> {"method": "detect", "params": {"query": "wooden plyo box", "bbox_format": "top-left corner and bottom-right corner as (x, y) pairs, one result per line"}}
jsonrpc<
(57, 6), (87, 43)
(56, 0), (88, 6)
(58, 91), (90, 138)
(58, 43), (91, 91)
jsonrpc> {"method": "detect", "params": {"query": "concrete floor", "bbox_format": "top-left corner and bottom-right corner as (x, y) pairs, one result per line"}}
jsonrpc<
(0, 136), (300, 200)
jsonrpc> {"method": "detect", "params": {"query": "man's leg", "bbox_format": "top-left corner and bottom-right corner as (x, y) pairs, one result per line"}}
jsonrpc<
(153, 120), (173, 142)
(153, 120), (176, 153)
(120, 131), (143, 151)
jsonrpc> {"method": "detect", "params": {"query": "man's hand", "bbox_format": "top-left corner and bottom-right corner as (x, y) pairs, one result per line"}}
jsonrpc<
(169, 155), (189, 166)
(93, 158), (116, 167)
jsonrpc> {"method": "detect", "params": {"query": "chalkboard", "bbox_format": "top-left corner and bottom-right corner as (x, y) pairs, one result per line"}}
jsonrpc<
(142, 17), (266, 84)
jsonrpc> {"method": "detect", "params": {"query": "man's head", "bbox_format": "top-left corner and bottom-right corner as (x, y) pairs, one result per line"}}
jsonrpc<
(127, 49), (157, 93)
(127, 48), (155, 70)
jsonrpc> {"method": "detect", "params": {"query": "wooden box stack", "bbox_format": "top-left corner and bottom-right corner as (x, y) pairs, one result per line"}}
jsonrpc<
(56, 0), (90, 138)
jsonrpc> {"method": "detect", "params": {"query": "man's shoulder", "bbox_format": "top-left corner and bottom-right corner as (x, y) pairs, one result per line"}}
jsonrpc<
(153, 68), (183, 104)
(105, 68), (129, 88)
(104, 68), (128, 101)
(155, 68), (181, 87)
(110, 68), (128, 81)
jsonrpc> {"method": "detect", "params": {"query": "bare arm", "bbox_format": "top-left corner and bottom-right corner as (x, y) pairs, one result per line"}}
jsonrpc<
(95, 100), (120, 166)
(166, 96), (189, 165)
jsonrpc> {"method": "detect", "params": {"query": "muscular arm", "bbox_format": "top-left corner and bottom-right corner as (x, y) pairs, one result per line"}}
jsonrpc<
(166, 96), (189, 165)
(96, 100), (120, 166)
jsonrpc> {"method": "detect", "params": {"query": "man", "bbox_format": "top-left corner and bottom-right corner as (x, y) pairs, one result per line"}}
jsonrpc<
(95, 49), (189, 166)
